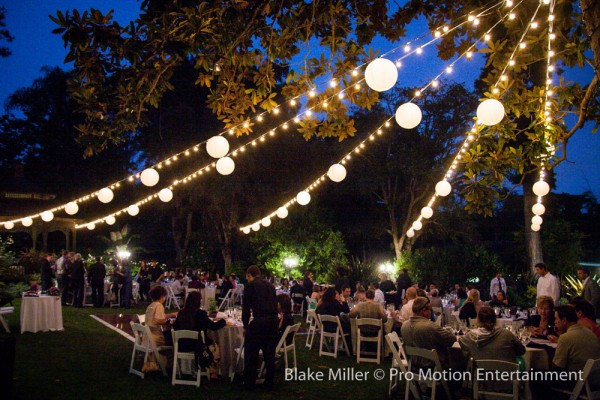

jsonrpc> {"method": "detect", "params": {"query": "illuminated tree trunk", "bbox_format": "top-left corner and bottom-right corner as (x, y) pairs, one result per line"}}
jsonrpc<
(523, 173), (543, 274)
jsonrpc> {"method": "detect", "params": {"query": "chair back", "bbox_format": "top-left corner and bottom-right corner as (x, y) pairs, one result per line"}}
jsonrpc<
(172, 329), (199, 352)
(385, 332), (408, 368)
(356, 317), (382, 334)
(473, 359), (519, 400)
(130, 321), (147, 347)
(137, 314), (145, 324)
(318, 314), (340, 333)
(307, 297), (318, 311)
(404, 345), (444, 376)
(469, 318), (478, 328)
(570, 358), (600, 400)
(218, 289), (233, 311)
(276, 323), (301, 350)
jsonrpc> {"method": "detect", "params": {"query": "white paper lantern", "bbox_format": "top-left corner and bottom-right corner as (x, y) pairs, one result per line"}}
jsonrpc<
(435, 180), (452, 197)
(251, 223), (260, 232)
(158, 188), (173, 202)
(412, 220), (423, 231)
(532, 203), (546, 216)
(297, 191), (311, 206)
(531, 224), (541, 232)
(105, 215), (116, 225)
(276, 207), (289, 219)
(65, 202), (79, 215)
(406, 229), (415, 238)
(395, 102), (423, 129)
(140, 168), (160, 187)
(327, 164), (347, 182)
(41, 211), (54, 222)
(87, 223), (96, 230)
(532, 181), (550, 197)
(531, 215), (543, 225)
(97, 187), (114, 203)
(4, 222), (14, 230)
(476, 99), (505, 126)
(216, 157), (235, 175)
(242, 227), (251, 234)
(206, 136), (230, 158)
(364, 58), (398, 92)
(127, 205), (140, 216)
(261, 217), (272, 227)
(421, 206), (434, 219)
(22, 217), (33, 227)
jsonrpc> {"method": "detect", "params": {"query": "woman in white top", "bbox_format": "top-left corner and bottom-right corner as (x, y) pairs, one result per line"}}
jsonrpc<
(144, 285), (178, 346)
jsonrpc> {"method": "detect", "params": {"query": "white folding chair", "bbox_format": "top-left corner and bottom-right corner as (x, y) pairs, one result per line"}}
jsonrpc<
(306, 310), (321, 349)
(473, 359), (520, 400)
(258, 323), (301, 378)
(171, 330), (210, 387)
(232, 285), (244, 305)
(552, 358), (600, 400)
(0, 306), (14, 333)
(137, 314), (145, 324)
(469, 318), (478, 328)
(404, 345), (453, 400)
(318, 314), (350, 358)
(165, 285), (182, 310)
(356, 318), (383, 364)
(218, 289), (233, 311)
(385, 332), (410, 398)
(230, 340), (245, 382)
(304, 297), (317, 321)
(129, 322), (172, 378)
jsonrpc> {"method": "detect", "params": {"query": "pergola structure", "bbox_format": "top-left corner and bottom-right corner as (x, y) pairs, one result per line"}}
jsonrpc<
(0, 167), (82, 252)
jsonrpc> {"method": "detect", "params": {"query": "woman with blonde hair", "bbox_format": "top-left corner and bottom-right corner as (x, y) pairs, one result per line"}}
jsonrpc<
(459, 289), (483, 325)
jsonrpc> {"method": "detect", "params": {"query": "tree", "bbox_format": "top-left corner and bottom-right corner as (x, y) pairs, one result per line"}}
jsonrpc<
(0, 7), (14, 58)
(349, 83), (478, 258)
(250, 207), (348, 281)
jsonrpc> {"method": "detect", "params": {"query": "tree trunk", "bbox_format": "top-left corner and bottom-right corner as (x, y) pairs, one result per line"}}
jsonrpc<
(523, 173), (543, 273)
(171, 211), (193, 265)
(581, 0), (600, 73)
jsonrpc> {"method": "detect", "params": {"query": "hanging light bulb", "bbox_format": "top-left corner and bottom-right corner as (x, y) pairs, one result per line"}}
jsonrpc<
(140, 168), (160, 187)
(65, 202), (79, 215)
(97, 188), (114, 203)
(41, 211), (54, 222)
(105, 215), (116, 225)
(276, 207), (289, 219)
(4, 221), (15, 230)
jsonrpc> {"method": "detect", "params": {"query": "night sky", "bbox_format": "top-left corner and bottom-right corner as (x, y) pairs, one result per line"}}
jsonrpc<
(0, 0), (598, 197)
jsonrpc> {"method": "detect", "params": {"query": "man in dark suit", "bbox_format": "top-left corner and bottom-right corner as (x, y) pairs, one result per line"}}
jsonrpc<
(577, 266), (600, 318)
(40, 254), (54, 291)
(242, 265), (278, 391)
(89, 257), (106, 307)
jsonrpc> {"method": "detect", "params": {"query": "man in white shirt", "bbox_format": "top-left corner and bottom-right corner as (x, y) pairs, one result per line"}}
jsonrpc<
(399, 287), (417, 321)
(535, 262), (560, 306)
(371, 282), (385, 304)
(489, 272), (506, 299)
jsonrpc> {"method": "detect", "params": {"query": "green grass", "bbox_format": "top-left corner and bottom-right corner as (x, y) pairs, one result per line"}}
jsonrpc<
(3, 300), (395, 400)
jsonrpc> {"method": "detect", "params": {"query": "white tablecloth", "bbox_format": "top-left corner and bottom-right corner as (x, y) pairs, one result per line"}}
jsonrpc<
(208, 320), (244, 376)
(201, 287), (217, 310)
(20, 295), (63, 334)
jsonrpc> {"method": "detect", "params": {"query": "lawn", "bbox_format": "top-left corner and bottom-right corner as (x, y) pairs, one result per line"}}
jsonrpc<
(3, 300), (395, 400)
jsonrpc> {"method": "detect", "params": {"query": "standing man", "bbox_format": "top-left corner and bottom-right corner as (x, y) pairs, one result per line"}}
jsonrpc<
(40, 254), (54, 291)
(535, 263), (561, 306)
(395, 268), (412, 308)
(242, 265), (278, 391)
(489, 271), (506, 300)
(89, 257), (106, 307)
(55, 251), (67, 302)
(71, 254), (85, 307)
(577, 266), (600, 318)
(119, 260), (133, 308)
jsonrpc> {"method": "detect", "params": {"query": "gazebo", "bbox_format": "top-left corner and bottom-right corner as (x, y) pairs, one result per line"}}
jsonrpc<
(0, 167), (82, 251)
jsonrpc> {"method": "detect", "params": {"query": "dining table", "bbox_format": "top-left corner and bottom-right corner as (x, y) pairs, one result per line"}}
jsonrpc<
(20, 294), (63, 334)
(207, 318), (244, 377)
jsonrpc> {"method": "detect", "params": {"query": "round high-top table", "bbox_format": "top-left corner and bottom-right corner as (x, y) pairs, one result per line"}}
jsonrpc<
(20, 295), (63, 334)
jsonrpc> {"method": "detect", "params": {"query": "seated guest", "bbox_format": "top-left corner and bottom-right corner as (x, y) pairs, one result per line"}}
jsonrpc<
(220, 274), (235, 298)
(488, 290), (509, 308)
(525, 295), (556, 338)
(173, 291), (225, 379)
(316, 287), (352, 353)
(340, 285), (352, 305)
(459, 307), (525, 363)
(354, 285), (366, 302)
(276, 293), (294, 344)
(550, 305), (600, 390)
(379, 273), (396, 293)
(311, 285), (321, 301)
(399, 287), (417, 322)
(401, 297), (457, 369)
(459, 289), (483, 325)
(280, 278), (290, 291)
(188, 274), (205, 289)
(145, 286), (178, 347)
(348, 289), (387, 334)
(171, 274), (185, 296)
(290, 278), (304, 304)
(571, 297), (600, 341)
(455, 287), (468, 309)
(371, 282), (385, 304)
(429, 289), (443, 309)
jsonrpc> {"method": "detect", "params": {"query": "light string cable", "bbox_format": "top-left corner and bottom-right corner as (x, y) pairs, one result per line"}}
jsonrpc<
(404, 0), (540, 238)
(530, 0), (556, 232)
(238, 1), (522, 233)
